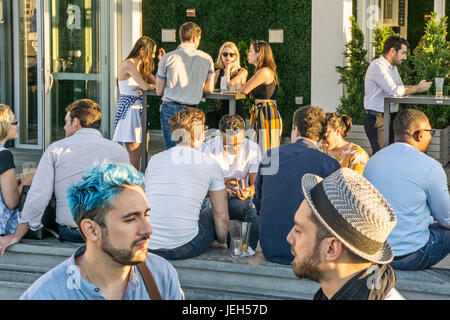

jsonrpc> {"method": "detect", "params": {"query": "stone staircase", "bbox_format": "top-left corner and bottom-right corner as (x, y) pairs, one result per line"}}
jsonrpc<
(0, 238), (449, 300)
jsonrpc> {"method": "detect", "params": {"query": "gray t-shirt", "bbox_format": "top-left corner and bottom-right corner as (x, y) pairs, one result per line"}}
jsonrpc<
(156, 43), (214, 106)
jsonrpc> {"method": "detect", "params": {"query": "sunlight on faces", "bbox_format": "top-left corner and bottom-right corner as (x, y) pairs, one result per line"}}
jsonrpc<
(320, 126), (341, 151)
(222, 47), (237, 65)
(64, 112), (78, 137)
(7, 110), (19, 140)
(222, 130), (244, 155)
(247, 45), (259, 66)
(392, 44), (407, 66)
(99, 185), (152, 266)
(287, 200), (325, 282)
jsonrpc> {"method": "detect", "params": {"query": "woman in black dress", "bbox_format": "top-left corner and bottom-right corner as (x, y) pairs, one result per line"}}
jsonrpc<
(206, 42), (248, 129)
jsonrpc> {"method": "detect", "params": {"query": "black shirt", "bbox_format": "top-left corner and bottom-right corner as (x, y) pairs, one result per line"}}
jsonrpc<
(0, 150), (15, 175)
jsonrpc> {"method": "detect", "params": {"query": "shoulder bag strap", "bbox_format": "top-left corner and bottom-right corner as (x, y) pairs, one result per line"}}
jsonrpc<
(137, 262), (163, 300)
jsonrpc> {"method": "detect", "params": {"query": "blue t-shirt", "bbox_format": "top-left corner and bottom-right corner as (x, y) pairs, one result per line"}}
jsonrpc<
(20, 246), (185, 300)
(364, 142), (450, 256)
(254, 138), (341, 265)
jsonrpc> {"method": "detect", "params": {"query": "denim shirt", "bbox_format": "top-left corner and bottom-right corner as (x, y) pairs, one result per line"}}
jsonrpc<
(20, 246), (185, 300)
(0, 145), (18, 235)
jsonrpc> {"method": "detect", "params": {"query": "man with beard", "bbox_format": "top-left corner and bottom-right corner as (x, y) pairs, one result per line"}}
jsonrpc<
(287, 168), (404, 300)
(20, 163), (184, 300)
(363, 35), (431, 154)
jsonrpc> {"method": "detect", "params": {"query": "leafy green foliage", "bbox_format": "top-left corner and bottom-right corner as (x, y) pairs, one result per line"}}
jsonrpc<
(142, 0), (312, 135)
(408, 12), (450, 129)
(335, 17), (369, 125)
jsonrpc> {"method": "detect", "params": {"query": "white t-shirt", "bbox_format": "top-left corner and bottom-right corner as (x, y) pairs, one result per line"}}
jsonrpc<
(145, 146), (225, 250)
(201, 136), (262, 179)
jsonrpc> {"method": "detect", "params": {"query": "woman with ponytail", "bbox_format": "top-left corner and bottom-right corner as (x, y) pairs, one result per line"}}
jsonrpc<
(319, 112), (369, 175)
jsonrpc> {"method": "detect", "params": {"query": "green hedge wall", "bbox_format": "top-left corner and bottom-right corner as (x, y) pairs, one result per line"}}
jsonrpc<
(142, 0), (312, 135)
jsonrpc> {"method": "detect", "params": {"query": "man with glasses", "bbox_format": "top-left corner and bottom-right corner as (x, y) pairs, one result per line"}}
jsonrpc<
(144, 108), (229, 260)
(202, 115), (261, 250)
(364, 109), (450, 270)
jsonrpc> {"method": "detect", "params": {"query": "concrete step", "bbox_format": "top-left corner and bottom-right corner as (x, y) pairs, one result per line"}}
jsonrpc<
(0, 238), (449, 300)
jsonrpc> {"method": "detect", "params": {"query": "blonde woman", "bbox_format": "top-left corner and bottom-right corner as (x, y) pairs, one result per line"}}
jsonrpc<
(239, 40), (282, 152)
(113, 36), (165, 170)
(319, 112), (369, 175)
(206, 42), (248, 128)
(0, 105), (34, 236)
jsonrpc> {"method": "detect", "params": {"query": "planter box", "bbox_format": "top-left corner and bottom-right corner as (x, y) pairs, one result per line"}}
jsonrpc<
(346, 125), (449, 166)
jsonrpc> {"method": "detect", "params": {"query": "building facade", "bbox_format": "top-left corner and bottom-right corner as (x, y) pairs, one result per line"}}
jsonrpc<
(0, 0), (447, 151)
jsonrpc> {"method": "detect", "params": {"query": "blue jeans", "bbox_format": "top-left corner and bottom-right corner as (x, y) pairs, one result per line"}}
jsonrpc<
(57, 224), (84, 243)
(390, 224), (450, 271)
(160, 103), (188, 149)
(149, 206), (216, 260)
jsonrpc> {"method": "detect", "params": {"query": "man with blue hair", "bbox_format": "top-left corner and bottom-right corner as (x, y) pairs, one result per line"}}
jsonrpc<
(21, 163), (184, 300)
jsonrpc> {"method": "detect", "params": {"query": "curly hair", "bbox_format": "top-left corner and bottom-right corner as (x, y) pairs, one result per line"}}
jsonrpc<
(218, 114), (245, 133)
(292, 106), (326, 141)
(168, 107), (205, 145)
(67, 162), (145, 239)
(325, 112), (352, 138)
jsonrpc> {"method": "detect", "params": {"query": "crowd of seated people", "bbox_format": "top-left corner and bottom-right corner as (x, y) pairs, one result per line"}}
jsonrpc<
(0, 23), (448, 301)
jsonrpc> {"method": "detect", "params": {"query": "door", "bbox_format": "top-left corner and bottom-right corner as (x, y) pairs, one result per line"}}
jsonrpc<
(13, 0), (41, 149)
(42, 0), (109, 148)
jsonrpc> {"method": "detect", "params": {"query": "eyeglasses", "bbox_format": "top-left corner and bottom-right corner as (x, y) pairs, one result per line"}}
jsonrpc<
(222, 52), (235, 58)
(414, 129), (436, 137)
(10, 121), (19, 126)
(254, 40), (261, 52)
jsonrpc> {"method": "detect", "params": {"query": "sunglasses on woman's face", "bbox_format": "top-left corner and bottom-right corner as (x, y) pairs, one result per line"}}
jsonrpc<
(10, 121), (19, 126)
(222, 52), (235, 58)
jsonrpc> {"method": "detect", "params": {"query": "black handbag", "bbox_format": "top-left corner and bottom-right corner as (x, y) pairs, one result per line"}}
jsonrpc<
(19, 186), (60, 240)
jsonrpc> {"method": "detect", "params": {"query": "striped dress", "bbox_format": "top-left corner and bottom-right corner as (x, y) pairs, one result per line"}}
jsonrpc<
(250, 101), (283, 153)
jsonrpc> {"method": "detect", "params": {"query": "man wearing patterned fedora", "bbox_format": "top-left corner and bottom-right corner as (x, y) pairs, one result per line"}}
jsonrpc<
(287, 168), (404, 300)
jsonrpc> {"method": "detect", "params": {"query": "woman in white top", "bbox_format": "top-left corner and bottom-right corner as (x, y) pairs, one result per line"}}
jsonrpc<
(113, 36), (165, 170)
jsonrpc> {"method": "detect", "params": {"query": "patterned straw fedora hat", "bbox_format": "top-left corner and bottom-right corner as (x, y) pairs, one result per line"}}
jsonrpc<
(301, 168), (397, 264)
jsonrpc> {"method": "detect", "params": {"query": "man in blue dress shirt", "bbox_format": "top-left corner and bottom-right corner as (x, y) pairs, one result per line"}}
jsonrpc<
(20, 163), (184, 300)
(364, 109), (450, 270)
(254, 106), (340, 265)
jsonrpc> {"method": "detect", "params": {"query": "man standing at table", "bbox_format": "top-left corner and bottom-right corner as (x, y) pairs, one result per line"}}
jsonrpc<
(156, 22), (215, 149)
(363, 35), (431, 154)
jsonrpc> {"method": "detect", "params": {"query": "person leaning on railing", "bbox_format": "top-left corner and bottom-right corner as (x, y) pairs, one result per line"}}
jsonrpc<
(0, 104), (34, 237)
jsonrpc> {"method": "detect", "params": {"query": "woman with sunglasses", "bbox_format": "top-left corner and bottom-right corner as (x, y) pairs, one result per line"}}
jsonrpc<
(239, 40), (282, 152)
(113, 36), (165, 170)
(319, 112), (369, 175)
(206, 42), (248, 129)
(0, 105), (34, 236)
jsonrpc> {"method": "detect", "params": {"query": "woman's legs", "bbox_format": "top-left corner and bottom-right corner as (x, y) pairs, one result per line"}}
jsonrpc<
(125, 142), (142, 171)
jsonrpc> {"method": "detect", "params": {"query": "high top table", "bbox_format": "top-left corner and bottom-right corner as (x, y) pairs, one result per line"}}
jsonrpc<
(383, 95), (450, 147)
(140, 89), (247, 172)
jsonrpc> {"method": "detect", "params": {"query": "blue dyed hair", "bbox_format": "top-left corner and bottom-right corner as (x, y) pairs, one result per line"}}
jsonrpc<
(67, 162), (145, 235)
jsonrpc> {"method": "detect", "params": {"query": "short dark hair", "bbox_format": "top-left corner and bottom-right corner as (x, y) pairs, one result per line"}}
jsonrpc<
(383, 35), (409, 55)
(179, 22), (202, 42)
(325, 112), (352, 138)
(292, 106), (326, 141)
(65, 99), (102, 130)
(219, 114), (245, 133)
(308, 208), (370, 264)
(393, 108), (429, 139)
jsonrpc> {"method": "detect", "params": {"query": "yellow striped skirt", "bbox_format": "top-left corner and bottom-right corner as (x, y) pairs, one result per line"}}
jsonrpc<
(250, 101), (283, 153)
